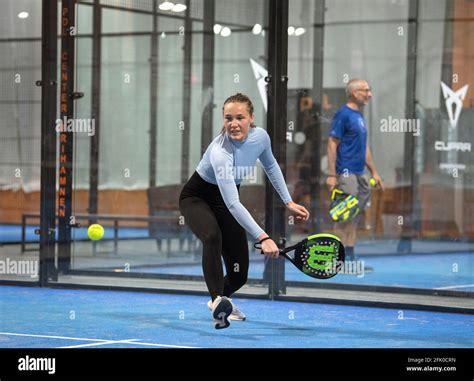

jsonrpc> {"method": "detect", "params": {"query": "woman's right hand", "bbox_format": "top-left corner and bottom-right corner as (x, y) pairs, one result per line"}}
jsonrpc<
(259, 237), (280, 258)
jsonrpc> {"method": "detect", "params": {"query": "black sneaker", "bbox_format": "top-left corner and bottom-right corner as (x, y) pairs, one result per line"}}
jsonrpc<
(211, 296), (233, 329)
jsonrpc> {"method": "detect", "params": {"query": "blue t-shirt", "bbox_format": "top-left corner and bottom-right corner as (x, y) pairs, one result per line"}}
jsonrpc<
(196, 127), (292, 239)
(329, 105), (367, 175)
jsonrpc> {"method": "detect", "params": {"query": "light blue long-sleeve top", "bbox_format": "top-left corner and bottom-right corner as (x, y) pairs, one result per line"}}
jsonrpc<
(196, 127), (293, 239)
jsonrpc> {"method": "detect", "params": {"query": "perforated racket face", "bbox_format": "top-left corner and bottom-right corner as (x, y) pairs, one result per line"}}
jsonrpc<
(294, 236), (345, 279)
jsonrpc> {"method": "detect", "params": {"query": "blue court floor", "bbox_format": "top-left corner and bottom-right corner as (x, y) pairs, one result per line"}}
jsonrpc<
(0, 286), (472, 348)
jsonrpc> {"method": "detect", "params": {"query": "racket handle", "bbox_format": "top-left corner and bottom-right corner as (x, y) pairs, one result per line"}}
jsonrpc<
(253, 240), (294, 264)
(253, 237), (286, 248)
(254, 238), (298, 256)
(253, 238), (285, 255)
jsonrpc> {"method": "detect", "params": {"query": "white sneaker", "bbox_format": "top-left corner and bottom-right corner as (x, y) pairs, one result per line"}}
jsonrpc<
(210, 296), (233, 329)
(208, 297), (246, 321)
(228, 298), (246, 321)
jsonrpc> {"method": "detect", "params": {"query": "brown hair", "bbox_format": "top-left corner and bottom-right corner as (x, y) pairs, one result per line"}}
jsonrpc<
(221, 93), (256, 134)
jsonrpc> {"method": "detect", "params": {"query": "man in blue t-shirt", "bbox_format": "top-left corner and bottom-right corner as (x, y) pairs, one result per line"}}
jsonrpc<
(326, 79), (384, 265)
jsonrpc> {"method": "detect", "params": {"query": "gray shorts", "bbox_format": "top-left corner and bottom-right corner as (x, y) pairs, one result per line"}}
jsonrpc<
(337, 173), (371, 211)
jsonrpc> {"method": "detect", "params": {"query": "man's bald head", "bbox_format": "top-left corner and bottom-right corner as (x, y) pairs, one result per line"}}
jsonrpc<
(346, 79), (368, 98)
(345, 79), (372, 108)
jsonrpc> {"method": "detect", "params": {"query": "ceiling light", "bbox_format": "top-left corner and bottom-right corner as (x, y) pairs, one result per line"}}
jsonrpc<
(171, 3), (187, 12)
(159, 1), (174, 11)
(220, 27), (231, 37)
(288, 26), (295, 36)
(213, 24), (222, 34)
(252, 24), (262, 35)
(18, 12), (29, 19)
(295, 27), (306, 36)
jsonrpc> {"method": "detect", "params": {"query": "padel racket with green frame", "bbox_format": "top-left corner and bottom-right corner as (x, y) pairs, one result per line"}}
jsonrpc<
(254, 233), (345, 280)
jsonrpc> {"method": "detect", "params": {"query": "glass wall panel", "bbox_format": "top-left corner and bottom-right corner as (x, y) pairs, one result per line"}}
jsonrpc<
(285, 0), (473, 295)
(0, 0), (42, 282)
(62, 0), (269, 296)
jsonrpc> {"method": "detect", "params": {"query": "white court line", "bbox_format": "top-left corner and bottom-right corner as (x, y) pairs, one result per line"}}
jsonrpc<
(125, 341), (198, 349)
(58, 339), (140, 349)
(59, 340), (198, 349)
(0, 332), (199, 349)
(0, 332), (110, 342)
(435, 284), (474, 290)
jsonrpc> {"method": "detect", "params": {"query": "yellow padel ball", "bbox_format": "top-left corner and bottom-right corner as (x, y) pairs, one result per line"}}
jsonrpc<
(88, 224), (104, 241)
(369, 178), (377, 187)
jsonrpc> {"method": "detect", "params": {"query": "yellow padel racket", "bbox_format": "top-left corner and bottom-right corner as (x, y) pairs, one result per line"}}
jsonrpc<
(329, 188), (360, 222)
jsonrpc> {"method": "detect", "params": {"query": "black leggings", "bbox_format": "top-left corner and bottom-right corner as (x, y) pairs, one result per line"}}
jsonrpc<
(179, 172), (249, 301)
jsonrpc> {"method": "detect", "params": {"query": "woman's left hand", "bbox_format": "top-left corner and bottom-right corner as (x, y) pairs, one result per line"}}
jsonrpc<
(286, 201), (310, 221)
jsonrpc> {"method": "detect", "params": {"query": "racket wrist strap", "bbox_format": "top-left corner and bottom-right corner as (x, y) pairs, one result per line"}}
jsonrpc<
(258, 237), (272, 244)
